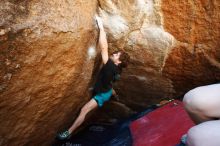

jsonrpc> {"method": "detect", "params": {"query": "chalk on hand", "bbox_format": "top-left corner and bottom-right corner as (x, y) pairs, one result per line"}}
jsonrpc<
(95, 15), (104, 30)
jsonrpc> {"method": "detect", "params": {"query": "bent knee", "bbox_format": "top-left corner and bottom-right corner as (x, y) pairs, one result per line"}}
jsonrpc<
(183, 88), (201, 110)
(81, 100), (97, 114)
(187, 126), (204, 146)
(183, 85), (220, 112)
(187, 121), (220, 146)
(187, 124), (210, 146)
(80, 106), (87, 114)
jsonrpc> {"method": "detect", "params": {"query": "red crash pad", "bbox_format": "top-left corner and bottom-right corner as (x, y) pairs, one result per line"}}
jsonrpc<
(130, 100), (195, 146)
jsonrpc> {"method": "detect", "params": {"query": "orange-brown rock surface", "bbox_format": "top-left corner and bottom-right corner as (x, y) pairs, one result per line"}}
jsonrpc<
(162, 0), (220, 96)
(96, 0), (220, 110)
(0, 0), (220, 145)
(0, 0), (98, 145)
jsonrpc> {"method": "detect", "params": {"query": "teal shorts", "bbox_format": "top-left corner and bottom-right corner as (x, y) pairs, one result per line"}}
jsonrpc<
(93, 89), (112, 107)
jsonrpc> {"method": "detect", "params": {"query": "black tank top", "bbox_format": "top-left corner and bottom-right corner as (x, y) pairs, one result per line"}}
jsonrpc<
(93, 59), (119, 94)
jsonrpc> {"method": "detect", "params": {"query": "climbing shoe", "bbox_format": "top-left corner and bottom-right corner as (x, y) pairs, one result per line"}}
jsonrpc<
(57, 130), (71, 140)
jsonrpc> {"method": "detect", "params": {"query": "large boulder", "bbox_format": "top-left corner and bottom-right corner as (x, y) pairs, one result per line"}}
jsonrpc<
(0, 0), (219, 145)
(0, 0), (98, 145)
(96, 0), (220, 111)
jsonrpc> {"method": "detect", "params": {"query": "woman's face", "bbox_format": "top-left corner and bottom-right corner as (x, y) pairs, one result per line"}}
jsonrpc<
(111, 52), (122, 64)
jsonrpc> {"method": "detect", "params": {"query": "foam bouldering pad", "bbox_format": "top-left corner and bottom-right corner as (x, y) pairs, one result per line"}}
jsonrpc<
(130, 100), (194, 146)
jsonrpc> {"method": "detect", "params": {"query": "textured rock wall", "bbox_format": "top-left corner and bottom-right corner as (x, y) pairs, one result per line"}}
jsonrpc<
(0, 0), (220, 145)
(97, 0), (176, 110)
(0, 0), (98, 145)
(96, 0), (220, 111)
(162, 0), (220, 96)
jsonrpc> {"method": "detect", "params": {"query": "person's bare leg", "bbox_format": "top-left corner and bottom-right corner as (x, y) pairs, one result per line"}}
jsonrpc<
(183, 84), (220, 124)
(68, 98), (98, 134)
(186, 120), (220, 146)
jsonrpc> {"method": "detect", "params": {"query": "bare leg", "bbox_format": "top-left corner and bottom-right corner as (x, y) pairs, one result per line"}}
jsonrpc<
(187, 120), (220, 146)
(182, 84), (220, 145)
(183, 84), (220, 124)
(68, 98), (98, 134)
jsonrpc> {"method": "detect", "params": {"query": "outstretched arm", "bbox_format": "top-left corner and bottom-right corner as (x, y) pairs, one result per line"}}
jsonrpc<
(96, 16), (109, 64)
